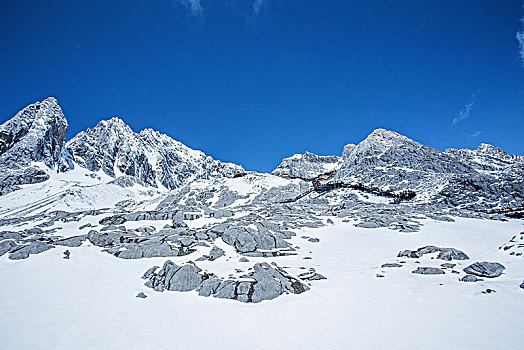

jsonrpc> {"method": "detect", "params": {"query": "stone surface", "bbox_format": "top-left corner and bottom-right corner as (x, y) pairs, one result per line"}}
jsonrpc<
(460, 274), (482, 282)
(381, 263), (402, 268)
(142, 261), (309, 303)
(463, 262), (505, 278)
(412, 267), (445, 275)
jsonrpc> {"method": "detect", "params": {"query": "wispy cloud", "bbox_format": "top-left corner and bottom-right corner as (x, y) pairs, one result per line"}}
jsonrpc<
(252, 0), (266, 15)
(245, 0), (268, 28)
(518, 17), (524, 66)
(451, 91), (480, 127)
(466, 130), (482, 138)
(173, 0), (204, 19)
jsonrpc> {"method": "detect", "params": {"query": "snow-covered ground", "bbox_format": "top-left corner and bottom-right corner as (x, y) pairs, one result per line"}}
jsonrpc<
(1, 217), (523, 349)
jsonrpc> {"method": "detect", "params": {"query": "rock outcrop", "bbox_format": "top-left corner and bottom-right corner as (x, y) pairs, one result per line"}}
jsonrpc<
(0, 97), (68, 194)
(142, 261), (310, 303)
(272, 151), (340, 179)
(66, 117), (243, 190)
(463, 262), (505, 278)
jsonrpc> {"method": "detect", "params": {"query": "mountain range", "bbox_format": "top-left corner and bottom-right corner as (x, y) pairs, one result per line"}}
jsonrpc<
(1, 97), (522, 211)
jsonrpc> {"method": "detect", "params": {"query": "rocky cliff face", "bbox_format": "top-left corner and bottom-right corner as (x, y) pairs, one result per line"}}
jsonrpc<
(271, 128), (523, 209)
(66, 117), (243, 190)
(0, 97), (68, 169)
(0, 98), (68, 195)
(272, 151), (340, 179)
(333, 129), (523, 208)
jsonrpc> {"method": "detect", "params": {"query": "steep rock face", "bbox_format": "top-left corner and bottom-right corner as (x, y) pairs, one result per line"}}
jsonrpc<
(335, 129), (523, 207)
(0, 97), (68, 169)
(272, 151), (340, 179)
(0, 98), (68, 195)
(337, 129), (472, 177)
(66, 117), (243, 189)
(446, 143), (524, 174)
(334, 129), (473, 197)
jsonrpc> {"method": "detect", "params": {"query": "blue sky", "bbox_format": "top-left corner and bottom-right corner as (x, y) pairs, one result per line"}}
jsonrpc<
(1, 0), (523, 171)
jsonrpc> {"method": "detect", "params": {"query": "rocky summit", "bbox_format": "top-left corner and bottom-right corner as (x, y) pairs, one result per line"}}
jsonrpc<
(0, 97), (522, 309)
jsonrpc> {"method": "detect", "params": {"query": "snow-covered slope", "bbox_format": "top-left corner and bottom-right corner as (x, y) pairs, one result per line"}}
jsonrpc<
(1, 97), (523, 349)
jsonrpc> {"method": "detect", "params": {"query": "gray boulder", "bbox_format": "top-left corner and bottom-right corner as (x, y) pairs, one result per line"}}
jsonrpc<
(463, 262), (505, 278)
(53, 235), (86, 247)
(208, 246), (225, 261)
(460, 274), (482, 282)
(9, 241), (54, 260)
(398, 246), (469, 261)
(0, 240), (18, 257)
(412, 267), (445, 275)
(381, 263), (402, 268)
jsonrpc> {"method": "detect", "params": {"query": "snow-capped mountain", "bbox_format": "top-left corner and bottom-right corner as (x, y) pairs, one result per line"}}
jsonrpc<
(0, 97), (68, 195)
(66, 117), (243, 190)
(0, 98), (243, 196)
(271, 128), (523, 209)
(272, 151), (340, 178)
(1, 97), (523, 349)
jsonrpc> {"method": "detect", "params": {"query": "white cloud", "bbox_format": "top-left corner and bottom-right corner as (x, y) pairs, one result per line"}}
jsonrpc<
(467, 131), (482, 138)
(517, 17), (524, 66)
(174, 0), (204, 19)
(451, 91), (480, 127)
(252, 0), (266, 15)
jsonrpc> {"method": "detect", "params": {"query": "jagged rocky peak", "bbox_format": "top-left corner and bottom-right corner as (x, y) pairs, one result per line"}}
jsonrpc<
(66, 117), (243, 190)
(476, 143), (510, 159)
(0, 97), (68, 169)
(0, 97), (69, 195)
(445, 143), (523, 173)
(338, 128), (472, 176)
(272, 151), (340, 178)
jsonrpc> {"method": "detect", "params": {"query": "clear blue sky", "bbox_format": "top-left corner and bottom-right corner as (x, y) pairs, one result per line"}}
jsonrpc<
(1, 0), (523, 171)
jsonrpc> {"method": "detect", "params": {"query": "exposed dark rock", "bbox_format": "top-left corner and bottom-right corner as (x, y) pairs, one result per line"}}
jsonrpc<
(460, 274), (482, 282)
(53, 235), (86, 247)
(463, 262), (505, 278)
(412, 267), (445, 275)
(142, 261), (310, 303)
(398, 246), (469, 261)
(440, 263), (456, 269)
(9, 241), (54, 260)
(136, 292), (147, 298)
(381, 263), (402, 268)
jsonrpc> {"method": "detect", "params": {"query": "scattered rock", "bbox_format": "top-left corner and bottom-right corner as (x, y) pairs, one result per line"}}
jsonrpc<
(298, 268), (327, 281)
(307, 238), (320, 243)
(136, 292), (147, 298)
(63, 250), (70, 259)
(381, 263), (402, 268)
(460, 274), (482, 282)
(412, 267), (445, 275)
(142, 261), (310, 303)
(398, 246), (469, 261)
(53, 235), (86, 247)
(463, 262), (505, 278)
(440, 263), (456, 269)
(9, 241), (54, 260)
(239, 257), (249, 262)
(208, 246), (225, 261)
